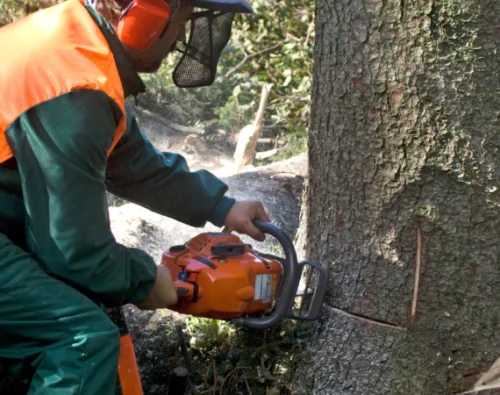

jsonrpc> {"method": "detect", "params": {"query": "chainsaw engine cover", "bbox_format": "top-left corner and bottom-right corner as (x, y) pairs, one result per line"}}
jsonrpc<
(161, 233), (283, 319)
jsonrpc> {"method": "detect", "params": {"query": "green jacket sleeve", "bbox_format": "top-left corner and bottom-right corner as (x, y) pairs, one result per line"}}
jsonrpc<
(5, 90), (157, 307)
(105, 106), (235, 227)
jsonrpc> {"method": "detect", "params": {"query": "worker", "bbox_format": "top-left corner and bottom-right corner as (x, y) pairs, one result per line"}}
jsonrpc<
(0, 0), (268, 393)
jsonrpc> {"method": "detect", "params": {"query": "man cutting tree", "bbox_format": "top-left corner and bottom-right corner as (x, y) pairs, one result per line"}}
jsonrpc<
(0, 0), (268, 393)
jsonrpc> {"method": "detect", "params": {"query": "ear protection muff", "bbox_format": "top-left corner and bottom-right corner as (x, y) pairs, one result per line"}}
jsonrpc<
(116, 0), (171, 50)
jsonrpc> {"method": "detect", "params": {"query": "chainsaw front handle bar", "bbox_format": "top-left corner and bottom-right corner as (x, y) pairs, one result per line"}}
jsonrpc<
(231, 220), (298, 329)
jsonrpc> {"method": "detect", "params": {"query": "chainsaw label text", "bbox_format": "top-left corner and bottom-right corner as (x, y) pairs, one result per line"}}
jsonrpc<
(255, 274), (274, 303)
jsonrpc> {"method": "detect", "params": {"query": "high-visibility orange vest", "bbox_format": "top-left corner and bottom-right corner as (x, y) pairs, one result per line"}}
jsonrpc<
(0, 0), (127, 164)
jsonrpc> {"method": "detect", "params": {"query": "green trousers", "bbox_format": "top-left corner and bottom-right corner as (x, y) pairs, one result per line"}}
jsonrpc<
(0, 233), (120, 394)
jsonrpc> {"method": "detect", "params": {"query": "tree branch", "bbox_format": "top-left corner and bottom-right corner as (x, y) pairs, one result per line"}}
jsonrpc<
(224, 44), (281, 79)
(255, 145), (288, 160)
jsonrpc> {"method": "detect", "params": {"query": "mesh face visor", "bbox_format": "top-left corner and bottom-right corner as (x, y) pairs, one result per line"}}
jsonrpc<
(173, 11), (235, 88)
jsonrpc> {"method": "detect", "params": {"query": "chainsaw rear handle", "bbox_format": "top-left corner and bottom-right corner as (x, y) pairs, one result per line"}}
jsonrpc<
(231, 220), (298, 329)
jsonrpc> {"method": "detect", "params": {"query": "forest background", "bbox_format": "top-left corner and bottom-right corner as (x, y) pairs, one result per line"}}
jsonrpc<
(0, 0), (314, 163)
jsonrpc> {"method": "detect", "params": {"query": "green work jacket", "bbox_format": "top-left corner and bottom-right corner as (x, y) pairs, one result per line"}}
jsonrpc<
(0, 6), (235, 307)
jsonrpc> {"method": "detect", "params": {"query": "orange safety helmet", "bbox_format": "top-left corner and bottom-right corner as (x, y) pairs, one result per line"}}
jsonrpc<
(116, 0), (171, 49)
(87, 0), (253, 87)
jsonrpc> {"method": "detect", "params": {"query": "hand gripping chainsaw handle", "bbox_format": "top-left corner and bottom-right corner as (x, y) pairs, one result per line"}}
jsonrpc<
(231, 220), (328, 329)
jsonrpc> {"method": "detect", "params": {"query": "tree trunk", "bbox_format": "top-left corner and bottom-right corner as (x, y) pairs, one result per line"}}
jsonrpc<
(294, 0), (500, 394)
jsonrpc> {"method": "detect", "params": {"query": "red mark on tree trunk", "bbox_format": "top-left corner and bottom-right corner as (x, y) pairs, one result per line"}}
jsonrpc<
(470, 262), (478, 277)
(352, 78), (362, 88)
(392, 91), (404, 105)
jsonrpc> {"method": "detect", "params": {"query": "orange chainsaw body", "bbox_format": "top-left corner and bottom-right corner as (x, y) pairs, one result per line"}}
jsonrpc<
(161, 232), (282, 319)
(115, 221), (328, 395)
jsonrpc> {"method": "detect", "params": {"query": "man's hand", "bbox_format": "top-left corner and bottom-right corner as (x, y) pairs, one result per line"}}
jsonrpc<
(136, 265), (178, 310)
(223, 200), (270, 241)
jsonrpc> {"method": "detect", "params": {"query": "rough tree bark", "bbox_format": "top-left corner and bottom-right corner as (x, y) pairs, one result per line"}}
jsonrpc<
(293, 0), (500, 394)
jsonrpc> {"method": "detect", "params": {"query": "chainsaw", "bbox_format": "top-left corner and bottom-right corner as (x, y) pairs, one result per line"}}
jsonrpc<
(162, 220), (328, 328)
(115, 220), (328, 395)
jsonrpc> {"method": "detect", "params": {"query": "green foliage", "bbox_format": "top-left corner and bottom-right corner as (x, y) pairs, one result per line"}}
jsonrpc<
(184, 317), (316, 395)
(0, 0), (58, 27)
(142, 0), (314, 159)
(231, 0), (314, 131)
(0, 0), (26, 26)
